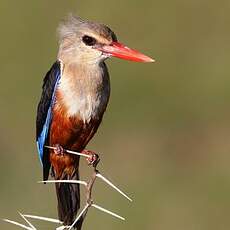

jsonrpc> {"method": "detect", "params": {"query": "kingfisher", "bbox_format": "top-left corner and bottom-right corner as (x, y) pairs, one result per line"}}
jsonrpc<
(36, 15), (153, 229)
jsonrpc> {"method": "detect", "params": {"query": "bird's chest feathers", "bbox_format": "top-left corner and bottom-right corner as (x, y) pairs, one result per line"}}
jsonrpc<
(56, 64), (109, 123)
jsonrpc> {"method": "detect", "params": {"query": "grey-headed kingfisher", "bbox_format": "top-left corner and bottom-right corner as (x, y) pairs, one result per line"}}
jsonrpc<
(36, 15), (153, 229)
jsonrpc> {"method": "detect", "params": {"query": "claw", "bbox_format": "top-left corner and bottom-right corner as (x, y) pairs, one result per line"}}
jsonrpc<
(45, 146), (89, 158)
(87, 153), (100, 167)
(54, 144), (65, 155)
(81, 150), (100, 167)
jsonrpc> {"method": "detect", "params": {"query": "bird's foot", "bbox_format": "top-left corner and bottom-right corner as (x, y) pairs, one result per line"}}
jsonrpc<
(82, 150), (100, 167)
(54, 144), (65, 156)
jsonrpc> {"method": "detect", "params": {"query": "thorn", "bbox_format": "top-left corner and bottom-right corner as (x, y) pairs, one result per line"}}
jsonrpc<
(92, 203), (125, 221)
(96, 173), (132, 202)
(45, 145), (89, 158)
(38, 180), (87, 186)
(23, 214), (63, 224)
(68, 203), (90, 230)
(18, 212), (36, 230)
(3, 218), (34, 230)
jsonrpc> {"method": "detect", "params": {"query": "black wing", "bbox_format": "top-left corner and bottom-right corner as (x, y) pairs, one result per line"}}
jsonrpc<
(36, 61), (61, 180)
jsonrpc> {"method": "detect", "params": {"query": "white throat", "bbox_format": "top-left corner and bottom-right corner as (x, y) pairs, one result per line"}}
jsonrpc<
(58, 62), (110, 123)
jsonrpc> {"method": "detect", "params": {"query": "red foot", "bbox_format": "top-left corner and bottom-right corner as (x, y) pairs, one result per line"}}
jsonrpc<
(54, 144), (65, 156)
(81, 150), (100, 167)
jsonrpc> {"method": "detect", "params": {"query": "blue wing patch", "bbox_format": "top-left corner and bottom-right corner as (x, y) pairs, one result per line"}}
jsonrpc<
(36, 61), (61, 165)
(36, 104), (55, 164)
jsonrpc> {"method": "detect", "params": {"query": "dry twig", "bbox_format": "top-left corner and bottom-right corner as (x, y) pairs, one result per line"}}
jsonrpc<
(3, 147), (132, 229)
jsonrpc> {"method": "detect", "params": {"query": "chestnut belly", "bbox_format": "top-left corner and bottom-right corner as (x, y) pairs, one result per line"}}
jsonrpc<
(49, 110), (102, 177)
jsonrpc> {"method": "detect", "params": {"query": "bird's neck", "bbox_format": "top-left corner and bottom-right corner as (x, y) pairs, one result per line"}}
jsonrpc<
(63, 61), (102, 78)
(56, 60), (110, 123)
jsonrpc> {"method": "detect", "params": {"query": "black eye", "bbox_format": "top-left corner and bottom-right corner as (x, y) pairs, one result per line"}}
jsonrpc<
(82, 35), (96, 46)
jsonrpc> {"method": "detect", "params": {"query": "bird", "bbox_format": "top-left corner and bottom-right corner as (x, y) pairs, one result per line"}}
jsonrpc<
(36, 15), (154, 229)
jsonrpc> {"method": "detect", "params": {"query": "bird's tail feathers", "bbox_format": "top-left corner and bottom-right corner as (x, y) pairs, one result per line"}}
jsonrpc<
(55, 169), (82, 229)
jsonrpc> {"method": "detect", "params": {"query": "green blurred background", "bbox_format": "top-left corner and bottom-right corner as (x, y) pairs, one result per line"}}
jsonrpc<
(1, 0), (230, 229)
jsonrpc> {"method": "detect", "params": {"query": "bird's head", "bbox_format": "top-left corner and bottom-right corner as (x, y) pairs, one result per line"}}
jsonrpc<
(58, 15), (154, 64)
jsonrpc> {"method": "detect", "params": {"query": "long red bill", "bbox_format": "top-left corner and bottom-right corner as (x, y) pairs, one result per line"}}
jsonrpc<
(98, 42), (155, 63)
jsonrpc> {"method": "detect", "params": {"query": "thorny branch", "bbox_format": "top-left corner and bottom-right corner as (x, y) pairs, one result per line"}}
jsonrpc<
(69, 160), (98, 230)
(3, 147), (132, 229)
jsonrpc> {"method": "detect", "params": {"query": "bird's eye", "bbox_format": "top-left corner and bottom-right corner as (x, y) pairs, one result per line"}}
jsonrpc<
(82, 35), (96, 46)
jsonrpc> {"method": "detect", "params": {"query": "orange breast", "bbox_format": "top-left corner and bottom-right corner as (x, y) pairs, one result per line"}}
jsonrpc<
(49, 103), (102, 178)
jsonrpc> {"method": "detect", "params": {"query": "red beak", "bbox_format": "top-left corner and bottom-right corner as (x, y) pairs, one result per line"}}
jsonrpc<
(98, 42), (155, 63)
